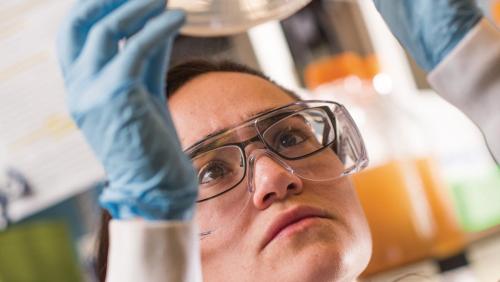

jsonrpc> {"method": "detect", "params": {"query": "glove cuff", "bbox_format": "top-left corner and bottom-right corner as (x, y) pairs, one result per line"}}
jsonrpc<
(99, 182), (198, 221)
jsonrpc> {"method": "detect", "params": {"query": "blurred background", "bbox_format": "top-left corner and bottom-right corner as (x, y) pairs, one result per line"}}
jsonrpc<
(1, 0), (500, 281)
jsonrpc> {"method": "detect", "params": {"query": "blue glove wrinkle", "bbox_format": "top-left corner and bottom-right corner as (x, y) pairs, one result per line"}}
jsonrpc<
(143, 39), (173, 101)
(77, 85), (198, 220)
(77, 0), (167, 79)
(100, 183), (198, 221)
(112, 10), (186, 81)
(374, 0), (483, 71)
(100, 0), (166, 43)
(435, 5), (482, 67)
(99, 157), (198, 221)
(58, 0), (127, 72)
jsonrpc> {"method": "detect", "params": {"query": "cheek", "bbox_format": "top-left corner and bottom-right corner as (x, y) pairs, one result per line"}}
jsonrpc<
(329, 178), (372, 239)
(199, 212), (257, 282)
(319, 178), (371, 245)
(304, 178), (373, 270)
(307, 178), (365, 220)
(197, 184), (256, 260)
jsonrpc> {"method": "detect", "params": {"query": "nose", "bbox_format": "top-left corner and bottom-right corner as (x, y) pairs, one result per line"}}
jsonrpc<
(249, 152), (304, 209)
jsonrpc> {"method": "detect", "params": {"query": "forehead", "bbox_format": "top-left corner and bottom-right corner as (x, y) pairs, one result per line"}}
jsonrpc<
(169, 72), (296, 149)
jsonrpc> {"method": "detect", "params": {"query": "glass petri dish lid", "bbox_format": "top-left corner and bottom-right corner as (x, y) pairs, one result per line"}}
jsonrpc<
(168, 0), (312, 37)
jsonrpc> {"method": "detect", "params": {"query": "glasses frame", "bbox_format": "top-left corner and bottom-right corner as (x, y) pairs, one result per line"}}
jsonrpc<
(185, 100), (368, 203)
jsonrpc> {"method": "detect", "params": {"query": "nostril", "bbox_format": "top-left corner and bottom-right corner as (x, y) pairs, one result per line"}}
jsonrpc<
(287, 183), (297, 191)
(263, 192), (276, 204)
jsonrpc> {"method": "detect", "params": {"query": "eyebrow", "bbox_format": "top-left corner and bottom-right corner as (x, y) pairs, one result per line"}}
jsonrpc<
(188, 106), (277, 148)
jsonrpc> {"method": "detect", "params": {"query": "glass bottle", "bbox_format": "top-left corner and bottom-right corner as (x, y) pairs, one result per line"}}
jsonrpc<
(305, 53), (466, 275)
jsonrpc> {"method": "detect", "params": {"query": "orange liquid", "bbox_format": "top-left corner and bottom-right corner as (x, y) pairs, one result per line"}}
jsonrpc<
(493, 1), (500, 25)
(353, 160), (433, 275)
(415, 158), (465, 258)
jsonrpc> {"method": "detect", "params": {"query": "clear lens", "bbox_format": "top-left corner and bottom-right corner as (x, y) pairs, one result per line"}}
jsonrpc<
(195, 177), (251, 237)
(256, 104), (368, 181)
(192, 145), (248, 237)
(261, 108), (336, 159)
(192, 145), (245, 201)
(259, 107), (345, 181)
(332, 104), (368, 174)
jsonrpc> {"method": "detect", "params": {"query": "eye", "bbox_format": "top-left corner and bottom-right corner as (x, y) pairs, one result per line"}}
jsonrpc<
(276, 129), (307, 148)
(198, 160), (231, 185)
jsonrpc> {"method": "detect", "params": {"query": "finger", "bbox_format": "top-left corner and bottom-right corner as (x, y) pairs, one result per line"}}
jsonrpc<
(110, 10), (185, 82)
(57, 0), (126, 73)
(142, 37), (173, 101)
(76, 0), (166, 76)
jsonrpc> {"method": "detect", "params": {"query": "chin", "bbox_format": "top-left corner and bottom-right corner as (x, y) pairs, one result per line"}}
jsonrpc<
(264, 242), (357, 282)
(261, 227), (366, 282)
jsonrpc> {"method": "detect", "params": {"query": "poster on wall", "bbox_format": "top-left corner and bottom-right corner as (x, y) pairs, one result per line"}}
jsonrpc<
(0, 0), (104, 222)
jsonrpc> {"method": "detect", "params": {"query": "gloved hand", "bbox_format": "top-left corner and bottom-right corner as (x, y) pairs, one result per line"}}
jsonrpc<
(373, 0), (483, 71)
(56, 0), (198, 220)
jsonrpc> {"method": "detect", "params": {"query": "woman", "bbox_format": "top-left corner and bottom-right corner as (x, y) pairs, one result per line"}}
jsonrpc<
(96, 59), (373, 282)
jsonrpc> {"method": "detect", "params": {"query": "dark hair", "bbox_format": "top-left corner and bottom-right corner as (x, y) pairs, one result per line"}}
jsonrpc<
(96, 211), (111, 282)
(165, 59), (300, 100)
(95, 59), (299, 282)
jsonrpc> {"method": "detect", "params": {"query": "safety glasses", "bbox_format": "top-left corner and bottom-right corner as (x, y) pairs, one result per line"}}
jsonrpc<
(185, 100), (368, 237)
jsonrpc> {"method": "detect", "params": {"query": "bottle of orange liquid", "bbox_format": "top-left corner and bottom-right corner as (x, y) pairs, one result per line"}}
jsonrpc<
(307, 53), (466, 275)
(491, 0), (500, 25)
(415, 157), (466, 259)
(352, 160), (435, 274)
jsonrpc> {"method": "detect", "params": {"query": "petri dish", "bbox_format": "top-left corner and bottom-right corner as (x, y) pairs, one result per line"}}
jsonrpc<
(168, 0), (312, 37)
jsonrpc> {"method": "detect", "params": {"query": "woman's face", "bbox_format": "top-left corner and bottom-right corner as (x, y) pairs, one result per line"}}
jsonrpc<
(169, 72), (372, 282)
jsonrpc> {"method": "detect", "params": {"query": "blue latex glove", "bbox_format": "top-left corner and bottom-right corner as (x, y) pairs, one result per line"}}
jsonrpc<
(373, 0), (483, 71)
(56, 0), (198, 220)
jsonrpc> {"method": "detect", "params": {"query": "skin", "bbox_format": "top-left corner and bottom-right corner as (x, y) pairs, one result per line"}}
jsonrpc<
(169, 72), (372, 282)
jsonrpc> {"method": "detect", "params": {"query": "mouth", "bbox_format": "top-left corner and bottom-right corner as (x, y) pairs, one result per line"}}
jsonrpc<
(260, 206), (332, 251)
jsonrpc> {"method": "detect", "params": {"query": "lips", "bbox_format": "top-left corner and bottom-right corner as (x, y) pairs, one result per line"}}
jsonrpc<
(260, 206), (332, 250)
